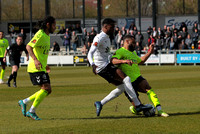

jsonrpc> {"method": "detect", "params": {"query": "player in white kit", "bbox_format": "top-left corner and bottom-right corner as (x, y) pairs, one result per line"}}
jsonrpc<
(87, 18), (152, 116)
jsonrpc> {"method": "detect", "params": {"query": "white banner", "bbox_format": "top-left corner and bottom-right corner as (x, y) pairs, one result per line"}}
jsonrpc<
(161, 54), (174, 63)
(165, 16), (198, 29)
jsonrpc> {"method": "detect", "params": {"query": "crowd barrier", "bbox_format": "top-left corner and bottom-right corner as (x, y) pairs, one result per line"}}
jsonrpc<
(4, 50), (200, 67)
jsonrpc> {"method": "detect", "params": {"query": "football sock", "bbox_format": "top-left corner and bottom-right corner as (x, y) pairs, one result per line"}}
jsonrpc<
(101, 84), (124, 105)
(32, 89), (48, 108)
(0, 69), (5, 79)
(8, 74), (13, 83)
(147, 89), (161, 108)
(123, 76), (140, 106)
(13, 71), (17, 83)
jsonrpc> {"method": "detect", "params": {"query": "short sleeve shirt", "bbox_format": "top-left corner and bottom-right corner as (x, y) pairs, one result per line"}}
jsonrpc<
(27, 29), (50, 73)
(0, 38), (9, 58)
(112, 47), (141, 82)
(92, 31), (111, 73)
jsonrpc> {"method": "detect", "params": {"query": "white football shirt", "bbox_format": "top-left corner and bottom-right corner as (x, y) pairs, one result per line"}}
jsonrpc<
(88, 31), (111, 73)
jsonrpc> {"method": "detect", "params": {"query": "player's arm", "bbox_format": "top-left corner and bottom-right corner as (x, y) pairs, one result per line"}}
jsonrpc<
(26, 45), (42, 70)
(139, 43), (155, 64)
(111, 58), (133, 66)
(24, 45), (29, 61)
(87, 44), (97, 74)
(3, 45), (11, 62)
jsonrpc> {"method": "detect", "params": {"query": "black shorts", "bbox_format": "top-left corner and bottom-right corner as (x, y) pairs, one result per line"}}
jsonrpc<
(98, 63), (120, 84)
(125, 75), (146, 102)
(9, 59), (20, 67)
(0, 58), (6, 66)
(29, 72), (50, 85)
(131, 76), (146, 97)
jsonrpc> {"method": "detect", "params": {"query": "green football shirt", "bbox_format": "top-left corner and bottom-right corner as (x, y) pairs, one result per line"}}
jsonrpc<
(112, 47), (141, 82)
(0, 38), (9, 58)
(27, 29), (50, 73)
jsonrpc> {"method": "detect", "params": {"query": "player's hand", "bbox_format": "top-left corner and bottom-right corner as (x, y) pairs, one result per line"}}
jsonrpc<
(3, 57), (6, 63)
(34, 59), (42, 70)
(46, 65), (51, 73)
(149, 43), (155, 53)
(123, 60), (133, 66)
(92, 64), (97, 75)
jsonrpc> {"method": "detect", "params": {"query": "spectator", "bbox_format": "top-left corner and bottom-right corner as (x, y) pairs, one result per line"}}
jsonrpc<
(192, 23), (198, 33)
(71, 31), (78, 54)
(169, 37), (175, 50)
(172, 32), (179, 50)
(133, 26), (138, 36)
(192, 28), (199, 49)
(19, 28), (26, 44)
(115, 30), (123, 49)
(52, 41), (60, 52)
(179, 27), (188, 42)
(135, 42), (141, 56)
(126, 29), (130, 35)
(135, 31), (144, 49)
(148, 34), (155, 46)
(185, 34), (192, 49)
(157, 27), (164, 39)
(171, 25), (178, 36)
(147, 26), (152, 38)
(179, 22), (188, 32)
(165, 27), (172, 38)
(121, 26), (126, 37)
(156, 35), (164, 50)
(164, 34), (170, 50)
(129, 22), (135, 30)
(75, 23), (82, 33)
(152, 27), (157, 38)
(163, 25), (167, 33)
(64, 31), (71, 53)
(82, 28), (87, 46)
(198, 40), (200, 49)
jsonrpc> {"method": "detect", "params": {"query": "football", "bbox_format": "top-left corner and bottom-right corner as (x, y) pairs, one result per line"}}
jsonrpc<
(143, 104), (156, 117)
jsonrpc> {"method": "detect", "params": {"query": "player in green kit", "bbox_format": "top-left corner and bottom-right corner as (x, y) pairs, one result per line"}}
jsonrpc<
(18, 16), (56, 120)
(111, 35), (169, 117)
(0, 31), (9, 84)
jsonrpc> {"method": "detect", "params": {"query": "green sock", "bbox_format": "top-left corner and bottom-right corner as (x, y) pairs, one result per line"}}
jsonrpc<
(32, 89), (48, 108)
(0, 69), (5, 79)
(147, 89), (160, 107)
(28, 90), (41, 102)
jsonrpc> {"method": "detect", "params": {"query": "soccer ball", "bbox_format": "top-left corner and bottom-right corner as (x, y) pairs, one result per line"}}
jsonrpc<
(143, 104), (156, 117)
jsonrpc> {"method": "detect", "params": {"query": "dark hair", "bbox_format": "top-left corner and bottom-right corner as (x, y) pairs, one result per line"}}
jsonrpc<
(17, 34), (23, 38)
(0, 31), (4, 34)
(102, 18), (115, 26)
(123, 35), (134, 42)
(36, 16), (55, 30)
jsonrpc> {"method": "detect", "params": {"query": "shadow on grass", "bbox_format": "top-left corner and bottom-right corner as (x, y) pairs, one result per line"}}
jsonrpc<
(47, 111), (200, 120)
(169, 111), (200, 116)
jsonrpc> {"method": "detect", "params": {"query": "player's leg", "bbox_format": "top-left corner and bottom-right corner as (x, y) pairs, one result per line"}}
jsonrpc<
(94, 84), (125, 116)
(26, 83), (51, 120)
(137, 79), (169, 117)
(114, 68), (152, 112)
(12, 65), (19, 87)
(0, 60), (6, 83)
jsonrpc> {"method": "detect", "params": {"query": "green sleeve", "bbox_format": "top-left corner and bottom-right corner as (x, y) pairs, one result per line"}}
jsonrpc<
(112, 49), (122, 60)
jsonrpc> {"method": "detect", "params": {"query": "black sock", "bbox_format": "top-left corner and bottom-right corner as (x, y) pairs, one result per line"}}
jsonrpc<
(13, 71), (17, 83)
(8, 74), (13, 83)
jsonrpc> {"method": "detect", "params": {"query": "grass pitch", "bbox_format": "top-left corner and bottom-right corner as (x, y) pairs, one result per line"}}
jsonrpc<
(0, 65), (200, 134)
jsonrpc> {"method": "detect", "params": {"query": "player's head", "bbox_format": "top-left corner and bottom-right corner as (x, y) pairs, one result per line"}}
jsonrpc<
(0, 31), (4, 39)
(102, 18), (115, 36)
(36, 16), (56, 34)
(123, 35), (135, 51)
(16, 35), (23, 45)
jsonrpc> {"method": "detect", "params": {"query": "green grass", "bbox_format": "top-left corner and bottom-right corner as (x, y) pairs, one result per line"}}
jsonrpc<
(0, 66), (200, 134)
